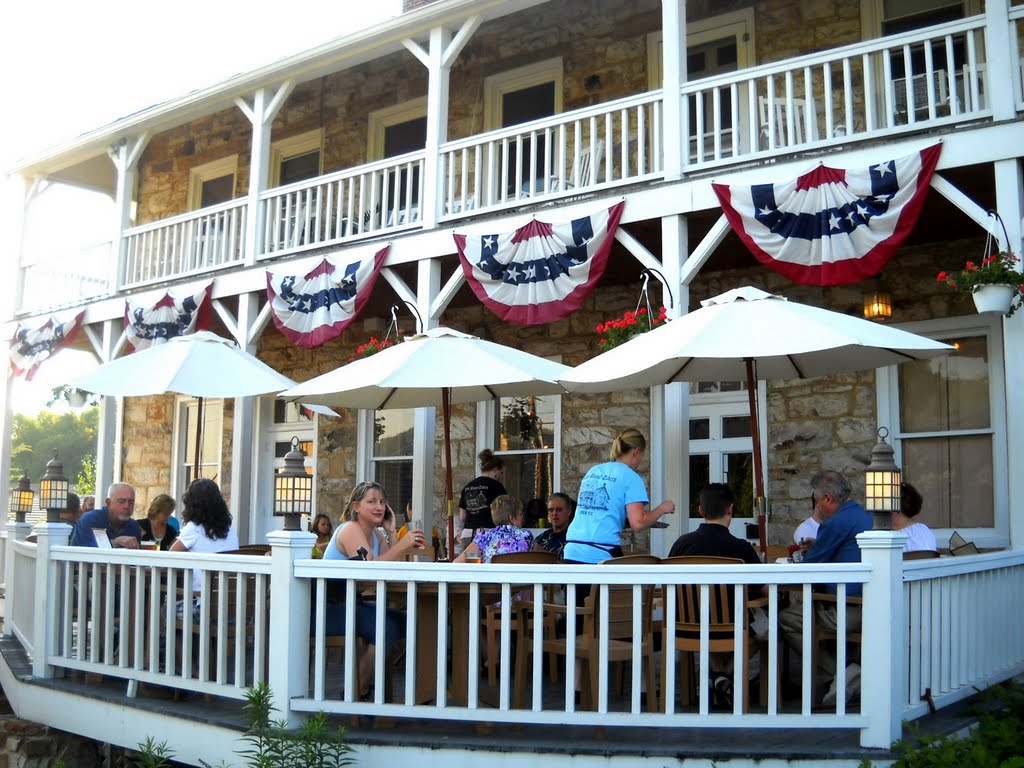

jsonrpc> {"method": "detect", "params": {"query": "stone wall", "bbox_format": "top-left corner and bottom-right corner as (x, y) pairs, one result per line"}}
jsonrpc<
(0, 717), (102, 768)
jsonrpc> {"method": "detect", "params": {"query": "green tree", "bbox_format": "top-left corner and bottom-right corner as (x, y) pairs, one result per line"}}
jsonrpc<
(10, 408), (98, 489)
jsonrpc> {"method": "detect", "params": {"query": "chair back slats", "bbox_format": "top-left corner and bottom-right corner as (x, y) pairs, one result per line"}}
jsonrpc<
(661, 556), (745, 643)
(490, 551), (560, 565)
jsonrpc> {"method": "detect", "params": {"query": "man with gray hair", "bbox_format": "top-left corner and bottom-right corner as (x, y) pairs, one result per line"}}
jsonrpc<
(779, 470), (871, 705)
(70, 483), (142, 549)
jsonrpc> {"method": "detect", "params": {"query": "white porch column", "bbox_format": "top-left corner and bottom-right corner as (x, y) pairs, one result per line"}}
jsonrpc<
(984, 0), (1017, 122)
(93, 319), (123, 495)
(994, 158), (1024, 546)
(413, 259), (440, 539)
(661, 0), (687, 179)
(267, 528), (316, 726)
(405, 18), (477, 228)
(107, 135), (149, 290)
(857, 530), (906, 749)
(236, 82), (294, 265)
(227, 293), (261, 542)
(652, 214), (689, 553)
(31, 522), (72, 678)
(2, 522), (30, 638)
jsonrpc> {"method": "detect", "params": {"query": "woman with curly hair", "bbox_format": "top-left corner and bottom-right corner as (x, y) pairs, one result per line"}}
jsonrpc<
(170, 478), (239, 591)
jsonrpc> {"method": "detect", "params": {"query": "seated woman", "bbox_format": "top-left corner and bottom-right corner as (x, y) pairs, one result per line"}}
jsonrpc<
(454, 495), (533, 563)
(169, 479), (239, 616)
(309, 513), (333, 559)
(138, 493), (179, 551)
(892, 482), (937, 552)
(319, 481), (424, 697)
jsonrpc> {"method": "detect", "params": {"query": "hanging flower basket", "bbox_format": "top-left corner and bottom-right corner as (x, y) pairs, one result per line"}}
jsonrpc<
(595, 307), (668, 350)
(971, 284), (1016, 315)
(348, 333), (405, 363)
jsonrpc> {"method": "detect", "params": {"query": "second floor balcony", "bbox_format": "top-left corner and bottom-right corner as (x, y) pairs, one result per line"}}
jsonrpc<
(13, 5), (1024, 317)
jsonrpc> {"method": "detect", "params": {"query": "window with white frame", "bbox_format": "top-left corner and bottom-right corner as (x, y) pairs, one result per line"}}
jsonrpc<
(878, 315), (1006, 538)
(270, 128), (324, 187)
(687, 380), (760, 521)
(493, 394), (559, 526)
(369, 408), (415, 515)
(187, 156), (238, 210)
(174, 398), (224, 498)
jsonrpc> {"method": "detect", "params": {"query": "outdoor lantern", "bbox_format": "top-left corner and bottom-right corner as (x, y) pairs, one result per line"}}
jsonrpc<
(9, 470), (34, 523)
(273, 436), (313, 531)
(865, 427), (901, 528)
(39, 449), (69, 524)
(863, 290), (893, 321)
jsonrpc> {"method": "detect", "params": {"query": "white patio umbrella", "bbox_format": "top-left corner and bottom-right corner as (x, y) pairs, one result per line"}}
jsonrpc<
(558, 286), (954, 550)
(68, 330), (334, 477)
(280, 326), (572, 558)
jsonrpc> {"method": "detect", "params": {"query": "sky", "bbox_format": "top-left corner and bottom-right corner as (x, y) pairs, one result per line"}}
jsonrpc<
(2, 0), (402, 415)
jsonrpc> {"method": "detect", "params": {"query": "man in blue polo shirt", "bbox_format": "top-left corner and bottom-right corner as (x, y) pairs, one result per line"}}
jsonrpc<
(779, 470), (871, 704)
(70, 482), (143, 549)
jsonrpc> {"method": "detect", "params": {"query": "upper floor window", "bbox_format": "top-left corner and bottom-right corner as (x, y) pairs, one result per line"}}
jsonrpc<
(187, 156), (238, 210)
(270, 128), (324, 187)
(878, 314), (1007, 544)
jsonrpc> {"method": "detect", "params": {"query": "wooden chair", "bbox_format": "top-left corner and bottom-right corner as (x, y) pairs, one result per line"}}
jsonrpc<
(660, 555), (767, 711)
(484, 551), (560, 686)
(763, 545), (792, 563)
(903, 550), (940, 560)
(525, 554), (659, 711)
(811, 591), (863, 703)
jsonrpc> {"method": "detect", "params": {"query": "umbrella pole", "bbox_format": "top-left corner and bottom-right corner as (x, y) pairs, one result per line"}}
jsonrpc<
(193, 396), (205, 482)
(443, 387), (455, 561)
(744, 359), (767, 555)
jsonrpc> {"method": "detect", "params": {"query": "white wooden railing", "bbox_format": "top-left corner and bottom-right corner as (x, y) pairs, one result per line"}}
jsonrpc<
(121, 199), (248, 289)
(683, 15), (990, 166)
(17, 241), (113, 313)
(11, 525), (1024, 749)
(901, 549), (1024, 720)
(258, 151), (426, 259)
(439, 91), (663, 217)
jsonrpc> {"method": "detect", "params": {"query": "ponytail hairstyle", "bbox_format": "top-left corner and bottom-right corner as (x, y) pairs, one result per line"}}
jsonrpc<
(609, 428), (647, 462)
(479, 448), (505, 473)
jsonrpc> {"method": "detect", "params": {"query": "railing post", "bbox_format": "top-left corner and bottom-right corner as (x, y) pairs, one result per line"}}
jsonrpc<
(3, 522), (31, 639)
(267, 528), (316, 726)
(31, 522), (71, 677)
(857, 530), (907, 749)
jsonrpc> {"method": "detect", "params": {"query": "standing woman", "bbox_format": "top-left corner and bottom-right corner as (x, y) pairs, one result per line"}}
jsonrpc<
(457, 449), (506, 551)
(563, 428), (675, 564)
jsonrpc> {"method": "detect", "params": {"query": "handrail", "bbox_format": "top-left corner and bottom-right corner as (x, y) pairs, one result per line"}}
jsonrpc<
(124, 198), (248, 236)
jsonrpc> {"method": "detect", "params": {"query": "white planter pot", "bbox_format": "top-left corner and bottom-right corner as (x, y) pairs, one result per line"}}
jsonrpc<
(971, 284), (1015, 315)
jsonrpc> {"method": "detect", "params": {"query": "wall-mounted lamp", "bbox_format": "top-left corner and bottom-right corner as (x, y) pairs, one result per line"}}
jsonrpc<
(584, 74), (603, 91)
(863, 290), (893, 321)
(273, 437), (313, 531)
(40, 450), (69, 524)
(9, 470), (34, 523)
(865, 427), (901, 528)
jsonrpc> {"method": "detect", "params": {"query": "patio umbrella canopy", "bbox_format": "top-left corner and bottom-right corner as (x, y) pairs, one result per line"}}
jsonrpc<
(558, 286), (954, 550)
(280, 326), (572, 558)
(69, 331), (333, 477)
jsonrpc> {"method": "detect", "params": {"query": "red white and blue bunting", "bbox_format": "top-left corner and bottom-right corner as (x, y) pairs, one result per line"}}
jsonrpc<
(712, 144), (941, 286)
(453, 202), (625, 326)
(266, 247), (389, 349)
(9, 311), (84, 380)
(125, 283), (212, 351)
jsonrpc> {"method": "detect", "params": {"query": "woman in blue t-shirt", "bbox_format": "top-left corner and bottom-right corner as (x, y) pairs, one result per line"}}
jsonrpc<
(563, 428), (675, 564)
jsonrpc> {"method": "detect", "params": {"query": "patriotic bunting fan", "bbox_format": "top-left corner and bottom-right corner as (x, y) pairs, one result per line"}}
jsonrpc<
(9, 312), (84, 380)
(125, 283), (212, 351)
(712, 144), (941, 286)
(454, 202), (625, 325)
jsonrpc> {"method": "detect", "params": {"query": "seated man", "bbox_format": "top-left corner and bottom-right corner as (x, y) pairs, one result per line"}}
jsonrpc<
(533, 492), (576, 556)
(70, 482), (143, 549)
(668, 483), (765, 705)
(779, 470), (872, 704)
